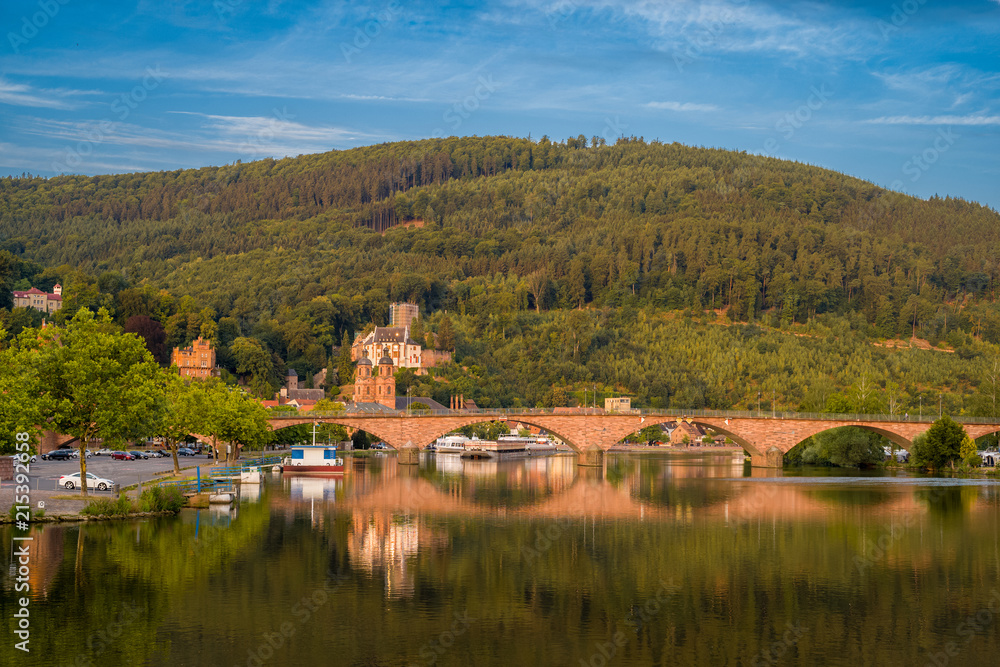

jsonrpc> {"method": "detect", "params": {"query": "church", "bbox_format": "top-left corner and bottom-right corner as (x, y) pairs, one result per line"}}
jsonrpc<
(352, 346), (397, 409)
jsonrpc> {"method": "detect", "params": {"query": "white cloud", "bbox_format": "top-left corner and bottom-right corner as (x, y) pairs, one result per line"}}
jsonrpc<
(18, 112), (385, 161)
(864, 114), (1000, 126)
(645, 101), (718, 112)
(0, 79), (98, 110)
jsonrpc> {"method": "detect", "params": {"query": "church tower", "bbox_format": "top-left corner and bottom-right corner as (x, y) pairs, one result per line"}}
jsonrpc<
(375, 345), (396, 409)
(352, 351), (374, 403)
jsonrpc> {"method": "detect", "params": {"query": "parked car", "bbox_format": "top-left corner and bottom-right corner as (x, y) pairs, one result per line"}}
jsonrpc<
(155, 449), (171, 457)
(58, 472), (115, 491)
(42, 449), (75, 461)
(146, 450), (162, 458)
(129, 450), (149, 460)
(111, 451), (134, 460)
(95, 448), (114, 456)
(177, 447), (195, 456)
(10, 453), (37, 464)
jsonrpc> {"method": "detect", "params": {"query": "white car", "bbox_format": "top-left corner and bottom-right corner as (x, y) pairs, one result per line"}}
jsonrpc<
(10, 454), (37, 464)
(58, 472), (115, 491)
(95, 448), (114, 456)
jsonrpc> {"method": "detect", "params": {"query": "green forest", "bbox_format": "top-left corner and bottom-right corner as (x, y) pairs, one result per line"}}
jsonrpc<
(1, 136), (999, 416)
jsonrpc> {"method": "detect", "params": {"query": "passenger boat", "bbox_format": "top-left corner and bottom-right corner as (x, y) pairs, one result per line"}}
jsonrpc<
(282, 445), (345, 475)
(434, 435), (471, 453)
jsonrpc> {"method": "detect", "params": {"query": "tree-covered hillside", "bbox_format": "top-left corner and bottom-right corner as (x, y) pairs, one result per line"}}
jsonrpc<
(1, 136), (999, 414)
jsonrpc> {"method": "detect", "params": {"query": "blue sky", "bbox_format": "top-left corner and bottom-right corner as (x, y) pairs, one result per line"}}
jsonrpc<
(1, 0), (998, 208)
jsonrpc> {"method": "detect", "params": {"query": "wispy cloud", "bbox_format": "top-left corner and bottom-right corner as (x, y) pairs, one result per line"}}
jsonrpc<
(18, 112), (383, 160)
(0, 79), (99, 110)
(865, 114), (1000, 126)
(645, 101), (718, 112)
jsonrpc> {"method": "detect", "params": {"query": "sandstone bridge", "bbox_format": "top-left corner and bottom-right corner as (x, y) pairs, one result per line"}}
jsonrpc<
(267, 409), (1000, 468)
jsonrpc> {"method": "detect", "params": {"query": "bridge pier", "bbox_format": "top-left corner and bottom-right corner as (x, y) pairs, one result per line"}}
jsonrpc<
(398, 445), (420, 466)
(577, 446), (605, 467)
(750, 446), (785, 468)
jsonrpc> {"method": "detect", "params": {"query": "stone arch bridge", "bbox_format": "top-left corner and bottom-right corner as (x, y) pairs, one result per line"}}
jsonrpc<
(268, 410), (1000, 468)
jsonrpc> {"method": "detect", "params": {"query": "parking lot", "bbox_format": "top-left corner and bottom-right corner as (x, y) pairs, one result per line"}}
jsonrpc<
(17, 452), (210, 493)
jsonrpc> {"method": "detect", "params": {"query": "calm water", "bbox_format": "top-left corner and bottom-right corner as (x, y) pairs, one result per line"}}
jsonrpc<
(4, 453), (1000, 666)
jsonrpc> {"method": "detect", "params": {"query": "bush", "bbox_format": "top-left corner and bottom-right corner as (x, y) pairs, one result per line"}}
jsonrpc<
(137, 486), (185, 513)
(81, 495), (135, 517)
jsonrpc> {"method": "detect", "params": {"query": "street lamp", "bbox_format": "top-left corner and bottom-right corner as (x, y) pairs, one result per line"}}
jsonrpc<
(407, 386), (412, 415)
(757, 391), (761, 417)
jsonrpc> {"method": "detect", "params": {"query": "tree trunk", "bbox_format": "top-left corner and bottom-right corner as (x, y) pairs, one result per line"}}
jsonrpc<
(78, 438), (90, 497)
(170, 441), (180, 476)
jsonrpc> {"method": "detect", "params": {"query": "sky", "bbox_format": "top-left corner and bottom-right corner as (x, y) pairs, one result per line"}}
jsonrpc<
(1, 0), (998, 209)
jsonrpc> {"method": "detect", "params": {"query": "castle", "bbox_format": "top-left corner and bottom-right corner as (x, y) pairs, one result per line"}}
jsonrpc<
(12, 284), (62, 314)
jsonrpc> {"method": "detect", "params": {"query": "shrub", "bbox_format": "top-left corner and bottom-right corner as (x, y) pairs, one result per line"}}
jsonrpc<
(138, 486), (185, 513)
(81, 495), (135, 517)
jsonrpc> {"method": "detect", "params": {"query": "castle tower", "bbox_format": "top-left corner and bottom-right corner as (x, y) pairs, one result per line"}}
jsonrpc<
(375, 345), (396, 409)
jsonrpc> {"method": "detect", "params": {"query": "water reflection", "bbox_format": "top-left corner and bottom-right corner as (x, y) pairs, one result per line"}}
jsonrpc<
(3, 452), (1000, 666)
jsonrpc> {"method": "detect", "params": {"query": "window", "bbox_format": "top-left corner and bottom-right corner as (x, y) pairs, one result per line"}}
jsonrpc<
(291, 449), (304, 459)
(324, 449), (337, 459)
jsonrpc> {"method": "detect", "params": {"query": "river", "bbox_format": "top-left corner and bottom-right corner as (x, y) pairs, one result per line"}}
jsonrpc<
(3, 452), (1000, 666)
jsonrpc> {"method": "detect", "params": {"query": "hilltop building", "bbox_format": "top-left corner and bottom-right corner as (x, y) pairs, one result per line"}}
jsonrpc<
(389, 302), (420, 329)
(350, 304), (453, 374)
(12, 284), (62, 314)
(171, 337), (219, 379)
(353, 326), (423, 370)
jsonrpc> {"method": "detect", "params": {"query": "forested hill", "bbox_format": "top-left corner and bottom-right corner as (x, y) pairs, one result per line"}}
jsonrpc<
(2, 136), (1000, 413)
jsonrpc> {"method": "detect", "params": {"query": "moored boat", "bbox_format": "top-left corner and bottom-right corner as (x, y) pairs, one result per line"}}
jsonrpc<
(283, 445), (345, 475)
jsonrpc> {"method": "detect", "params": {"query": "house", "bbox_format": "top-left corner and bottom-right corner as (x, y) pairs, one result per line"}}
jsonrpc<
(667, 421), (707, 446)
(605, 397), (631, 412)
(171, 337), (219, 379)
(12, 284), (62, 314)
(280, 369), (325, 402)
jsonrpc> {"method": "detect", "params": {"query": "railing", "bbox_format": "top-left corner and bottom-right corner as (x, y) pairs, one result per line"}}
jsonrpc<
(268, 408), (1000, 425)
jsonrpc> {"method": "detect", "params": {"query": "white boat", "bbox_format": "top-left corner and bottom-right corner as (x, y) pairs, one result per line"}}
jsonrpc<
(282, 445), (345, 475)
(434, 435), (471, 453)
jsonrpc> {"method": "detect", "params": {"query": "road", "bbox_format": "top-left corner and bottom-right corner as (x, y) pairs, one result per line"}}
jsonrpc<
(18, 452), (212, 493)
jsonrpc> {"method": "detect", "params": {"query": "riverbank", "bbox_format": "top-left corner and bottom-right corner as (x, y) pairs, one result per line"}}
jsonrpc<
(0, 487), (181, 523)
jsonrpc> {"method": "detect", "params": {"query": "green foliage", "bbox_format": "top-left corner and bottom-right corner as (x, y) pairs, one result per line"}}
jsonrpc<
(912, 416), (967, 469)
(32, 308), (164, 493)
(81, 494), (135, 517)
(0, 324), (42, 454)
(137, 486), (185, 513)
(458, 420), (510, 440)
(5, 137), (1000, 413)
(786, 427), (887, 467)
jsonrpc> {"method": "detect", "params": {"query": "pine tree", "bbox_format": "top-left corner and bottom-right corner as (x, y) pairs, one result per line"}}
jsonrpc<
(437, 315), (455, 352)
(337, 330), (354, 386)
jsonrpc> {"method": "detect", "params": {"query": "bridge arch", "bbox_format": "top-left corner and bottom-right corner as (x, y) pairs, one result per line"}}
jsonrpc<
(688, 422), (764, 460)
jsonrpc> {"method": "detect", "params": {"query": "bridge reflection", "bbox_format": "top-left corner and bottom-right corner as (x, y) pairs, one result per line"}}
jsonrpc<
(276, 454), (993, 523)
(262, 454), (1000, 599)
